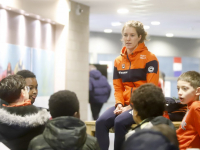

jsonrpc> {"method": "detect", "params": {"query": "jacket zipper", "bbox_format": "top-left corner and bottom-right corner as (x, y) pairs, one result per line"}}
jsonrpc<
(127, 54), (136, 98)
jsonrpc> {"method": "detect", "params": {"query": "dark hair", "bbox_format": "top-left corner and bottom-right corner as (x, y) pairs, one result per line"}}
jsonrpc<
(131, 83), (165, 120)
(0, 75), (26, 103)
(16, 70), (36, 78)
(178, 71), (200, 89)
(151, 124), (179, 147)
(49, 90), (79, 118)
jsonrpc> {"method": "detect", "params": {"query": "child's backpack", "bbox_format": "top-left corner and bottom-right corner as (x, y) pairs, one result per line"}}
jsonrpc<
(165, 97), (187, 121)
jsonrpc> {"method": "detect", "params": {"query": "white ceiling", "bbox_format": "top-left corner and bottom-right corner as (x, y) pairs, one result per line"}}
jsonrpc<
(72, 0), (200, 39)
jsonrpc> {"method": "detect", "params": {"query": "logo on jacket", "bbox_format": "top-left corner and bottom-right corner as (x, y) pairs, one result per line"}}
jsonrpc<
(181, 110), (189, 130)
(140, 55), (146, 59)
(119, 71), (128, 74)
(148, 66), (154, 72)
(181, 122), (187, 130)
(122, 64), (125, 69)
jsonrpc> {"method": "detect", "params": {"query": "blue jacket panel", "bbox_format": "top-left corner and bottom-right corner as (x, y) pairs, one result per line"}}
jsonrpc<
(89, 70), (111, 104)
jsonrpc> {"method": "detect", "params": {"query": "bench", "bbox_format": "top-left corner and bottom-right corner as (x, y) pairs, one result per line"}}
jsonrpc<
(85, 121), (181, 136)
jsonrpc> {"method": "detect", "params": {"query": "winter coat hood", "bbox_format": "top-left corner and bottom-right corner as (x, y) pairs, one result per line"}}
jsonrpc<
(43, 116), (87, 150)
(123, 129), (179, 150)
(89, 70), (111, 104)
(90, 70), (102, 79)
(120, 42), (148, 56)
(28, 116), (100, 150)
(150, 116), (175, 130)
(0, 105), (49, 150)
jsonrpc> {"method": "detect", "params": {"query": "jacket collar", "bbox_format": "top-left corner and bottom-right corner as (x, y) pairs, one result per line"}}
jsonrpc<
(0, 106), (49, 127)
(187, 100), (200, 110)
(120, 42), (148, 56)
(3, 100), (32, 107)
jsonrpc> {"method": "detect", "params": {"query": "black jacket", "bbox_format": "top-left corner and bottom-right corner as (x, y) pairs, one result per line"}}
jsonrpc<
(0, 105), (50, 150)
(28, 116), (100, 150)
(125, 116), (175, 139)
(0, 99), (8, 107)
(123, 129), (179, 150)
(89, 70), (111, 104)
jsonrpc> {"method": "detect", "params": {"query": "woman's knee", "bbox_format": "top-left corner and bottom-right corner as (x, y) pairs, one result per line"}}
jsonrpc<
(96, 116), (106, 127)
(96, 114), (115, 130)
(114, 116), (125, 128)
(114, 111), (133, 128)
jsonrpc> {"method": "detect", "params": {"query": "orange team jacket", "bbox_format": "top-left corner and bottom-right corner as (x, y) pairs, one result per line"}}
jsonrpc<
(176, 101), (200, 150)
(113, 42), (159, 106)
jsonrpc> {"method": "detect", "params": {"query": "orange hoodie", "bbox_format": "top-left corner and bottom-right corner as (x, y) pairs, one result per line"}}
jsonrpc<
(113, 43), (159, 106)
(176, 101), (200, 150)
(3, 100), (32, 107)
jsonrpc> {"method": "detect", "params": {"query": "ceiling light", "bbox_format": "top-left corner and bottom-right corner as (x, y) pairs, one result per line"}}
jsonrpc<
(47, 19), (51, 23)
(166, 33), (174, 37)
(151, 21), (160, 25)
(144, 25), (150, 29)
(132, 5), (145, 8)
(104, 29), (112, 33)
(20, 10), (25, 14)
(117, 8), (129, 14)
(7, 7), (12, 10)
(36, 15), (41, 19)
(111, 22), (122, 26)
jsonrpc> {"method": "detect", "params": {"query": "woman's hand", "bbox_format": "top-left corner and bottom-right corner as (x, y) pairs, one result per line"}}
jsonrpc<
(121, 105), (132, 113)
(114, 104), (123, 115)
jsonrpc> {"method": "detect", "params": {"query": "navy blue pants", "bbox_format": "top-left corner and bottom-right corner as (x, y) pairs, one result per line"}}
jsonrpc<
(96, 106), (135, 150)
(90, 103), (103, 120)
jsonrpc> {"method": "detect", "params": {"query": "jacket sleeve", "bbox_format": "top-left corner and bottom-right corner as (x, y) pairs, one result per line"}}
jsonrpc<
(113, 59), (125, 106)
(145, 54), (159, 86)
(89, 77), (93, 92)
(193, 107), (200, 137)
(84, 135), (101, 150)
(106, 81), (111, 100)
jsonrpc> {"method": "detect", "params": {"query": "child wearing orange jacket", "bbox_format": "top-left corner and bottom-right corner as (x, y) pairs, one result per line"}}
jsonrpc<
(176, 71), (200, 150)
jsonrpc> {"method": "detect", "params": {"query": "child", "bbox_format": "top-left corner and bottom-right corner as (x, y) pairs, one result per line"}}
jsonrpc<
(0, 75), (49, 150)
(28, 90), (100, 150)
(176, 71), (200, 150)
(17, 70), (38, 104)
(125, 83), (175, 139)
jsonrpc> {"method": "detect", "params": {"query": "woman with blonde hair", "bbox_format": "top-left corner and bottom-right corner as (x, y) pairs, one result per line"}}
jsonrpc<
(96, 20), (159, 150)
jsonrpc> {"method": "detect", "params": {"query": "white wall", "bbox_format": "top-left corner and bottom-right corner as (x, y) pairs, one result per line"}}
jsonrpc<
(0, 0), (69, 25)
(66, 1), (90, 121)
(0, 0), (70, 93)
(0, 10), (55, 50)
(146, 36), (200, 57)
(0, 0), (90, 121)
